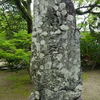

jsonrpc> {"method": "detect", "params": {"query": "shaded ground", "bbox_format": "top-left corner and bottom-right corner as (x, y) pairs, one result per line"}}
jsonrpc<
(82, 70), (100, 100)
(0, 69), (100, 100)
(0, 70), (33, 100)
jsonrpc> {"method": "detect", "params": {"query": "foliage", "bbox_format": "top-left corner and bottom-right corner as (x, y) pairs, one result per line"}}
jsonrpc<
(0, 0), (32, 34)
(80, 32), (100, 70)
(0, 5), (27, 38)
(75, 0), (100, 39)
(0, 30), (31, 71)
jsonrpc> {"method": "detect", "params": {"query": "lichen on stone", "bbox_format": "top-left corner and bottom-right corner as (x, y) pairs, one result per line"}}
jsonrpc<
(54, 0), (61, 4)
(31, 0), (82, 99)
(60, 25), (69, 31)
(41, 31), (48, 36)
(40, 65), (44, 70)
(67, 14), (74, 21)
(53, 5), (59, 11)
(59, 2), (66, 10)
(56, 54), (63, 61)
(61, 10), (67, 16)
(40, 40), (46, 45)
(39, 53), (44, 58)
(35, 91), (40, 99)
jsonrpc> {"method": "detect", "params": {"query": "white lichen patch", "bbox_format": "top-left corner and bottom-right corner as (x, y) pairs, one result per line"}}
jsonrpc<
(64, 51), (68, 55)
(37, 71), (41, 75)
(61, 68), (67, 74)
(40, 1), (48, 15)
(69, 58), (72, 61)
(75, 84), (82, 91)
(30, 62), (32, 67)
(32, 37), (36, 42)
(50, 31), (55, 35)
(61, 68), (69, 79)
(59, 3), (66, 10)
(62, 43), (68, 48)
(62, 34), (68, 39)
(67, 14), (74, 21)
(38, 21), (43, 25)
(45, 89), (53, 97)
(41, 31), (48, 36)
(31, 57), (35, 61)
(53, 51), (58, 54)
(60, 25), (69, 31)
(34, 65), (38, 68)
(55, 29), (61, 34)
(57, 63), (63, 69)
(54, 0), (61, 4)
(53, 5), (58, 11)
(77, 64), (80, 68)
(61, 10), (67, 16)
(56, 54), (63, 61)
(32, 38), (40, 52)
(56, 11), (61, 16)
(75, 67), (80, 73)
(40, 40), (46, 45)
(39, 53), (44, 58)
(35, 16), (40, 23)
(36, 43), (40, 52)
(40, 65), (44, 70)
(32, 32), (37, 36)
(36, 29), (42, 33)
(36, 0), (39, 5)
(73, 60), (77, 64)
(35, 91), (39, 99)
(54, 87), (58, 91)
(76, 49), (80, 52)
(57, 78), (61, 82)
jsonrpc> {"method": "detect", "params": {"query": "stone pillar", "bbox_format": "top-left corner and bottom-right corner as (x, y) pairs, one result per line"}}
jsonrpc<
(30, 0), (82, 100)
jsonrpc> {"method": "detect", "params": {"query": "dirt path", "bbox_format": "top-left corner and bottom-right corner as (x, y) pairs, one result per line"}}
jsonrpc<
(82, 70), (100, 100)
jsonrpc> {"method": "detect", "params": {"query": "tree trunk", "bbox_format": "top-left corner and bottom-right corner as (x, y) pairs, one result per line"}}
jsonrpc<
(30, 0), (82, 100)
(27, 18), (32, 34)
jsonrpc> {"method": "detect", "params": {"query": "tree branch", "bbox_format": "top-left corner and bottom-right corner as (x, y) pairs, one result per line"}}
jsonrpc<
(76, 1), (100, 15)
(14, 0), (32, 22)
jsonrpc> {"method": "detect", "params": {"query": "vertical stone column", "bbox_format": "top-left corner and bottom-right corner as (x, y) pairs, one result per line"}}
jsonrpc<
(30, 0), (82, 100)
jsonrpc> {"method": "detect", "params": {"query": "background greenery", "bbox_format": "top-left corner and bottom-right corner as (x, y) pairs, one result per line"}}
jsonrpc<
(0, 0), (100, 71)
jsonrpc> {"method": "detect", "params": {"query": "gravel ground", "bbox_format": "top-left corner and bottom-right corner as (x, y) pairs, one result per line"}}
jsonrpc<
(82, 70), (100, 100)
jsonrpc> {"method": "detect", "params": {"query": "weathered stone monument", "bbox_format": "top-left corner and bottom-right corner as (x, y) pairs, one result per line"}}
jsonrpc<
(30, 0), (82, 100)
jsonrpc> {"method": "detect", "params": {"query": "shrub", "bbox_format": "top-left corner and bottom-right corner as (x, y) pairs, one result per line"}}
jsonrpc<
(0, 30), (31, 71)
(80, 32), (100, 70)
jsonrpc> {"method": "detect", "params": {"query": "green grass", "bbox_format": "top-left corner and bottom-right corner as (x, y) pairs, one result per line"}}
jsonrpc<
(82, 72), (89, 81)
(0, 69), (33, 100)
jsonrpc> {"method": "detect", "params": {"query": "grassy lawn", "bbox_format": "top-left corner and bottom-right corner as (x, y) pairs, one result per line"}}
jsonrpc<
(0, 69), (100, 100)
(0, 70), (33, 100)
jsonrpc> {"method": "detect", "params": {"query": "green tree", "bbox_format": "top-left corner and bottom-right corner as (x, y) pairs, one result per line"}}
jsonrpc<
(0, 0), (32, 34)
(0, 3), (27, 39)
(75, 0), (100, 38)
